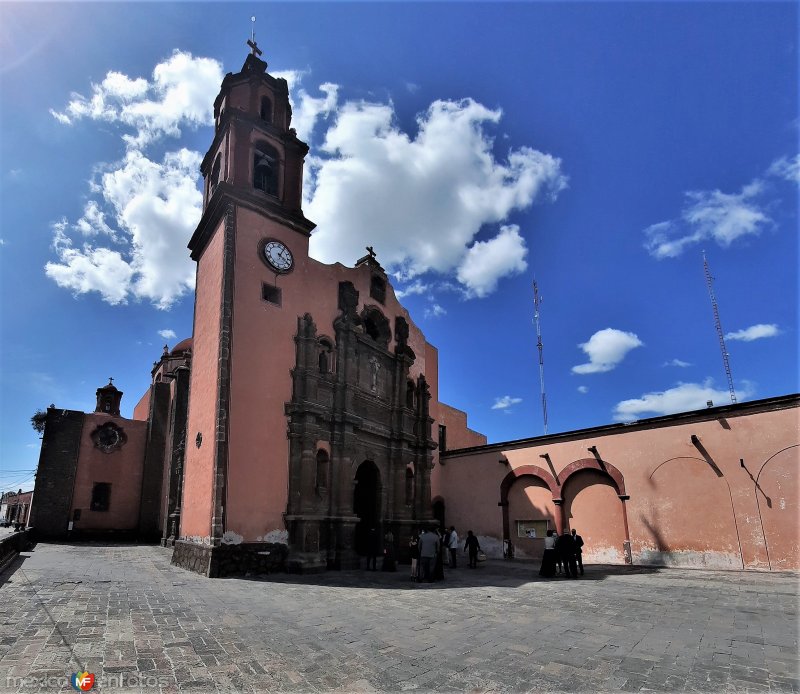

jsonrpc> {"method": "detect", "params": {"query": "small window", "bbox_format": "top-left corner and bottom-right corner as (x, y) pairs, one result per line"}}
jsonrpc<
(370, 275), (386, 304)
(90, 483), (111, 512)
(260, 96), (273, 123)
(210, 153), (222, 195)
(262, 283), (282, 306)
(516, 520), (548, 539)
(438, 424), (447, 453)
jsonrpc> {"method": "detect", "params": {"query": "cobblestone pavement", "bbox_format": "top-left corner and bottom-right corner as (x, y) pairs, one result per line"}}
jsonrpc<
(0, 543), (797, 693)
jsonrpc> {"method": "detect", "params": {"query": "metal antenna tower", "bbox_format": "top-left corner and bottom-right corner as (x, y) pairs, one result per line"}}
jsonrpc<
(533, 279), (549, 434)
(703, 252), (737, 404)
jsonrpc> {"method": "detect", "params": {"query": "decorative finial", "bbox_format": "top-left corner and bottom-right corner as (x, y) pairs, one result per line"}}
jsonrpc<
(108, 377), (114, 385)
(247, 15), (263, 57)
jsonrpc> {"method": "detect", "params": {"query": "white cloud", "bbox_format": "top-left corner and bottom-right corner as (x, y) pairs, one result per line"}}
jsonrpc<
(663, 358), (692, 368)
(306, 96), (566, 295)
(45, 148), (201, 309)
(572, 328), (643, 374)
(456, 225), (528, 298)
(492, 395), (522, 410)
(644, 180), (770, 259)
(47, 56), (566, 308)
(394, 279), (430, 299)
(577, 385), (589, 394)
(725, 323), (781, 342)
(768, 154), (800, 184)
(613, 379), (755, 421)
(158, 329), (177, 339)
(51, 51), (223, 148)
(424, 303), (447, 319)
(291, 83), (339, 144)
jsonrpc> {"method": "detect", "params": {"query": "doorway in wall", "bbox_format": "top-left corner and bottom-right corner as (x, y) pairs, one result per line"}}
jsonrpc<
(353, 461), (381, 556)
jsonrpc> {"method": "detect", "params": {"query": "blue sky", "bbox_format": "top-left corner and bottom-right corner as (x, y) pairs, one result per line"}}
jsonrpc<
(1, 2), (797, 493)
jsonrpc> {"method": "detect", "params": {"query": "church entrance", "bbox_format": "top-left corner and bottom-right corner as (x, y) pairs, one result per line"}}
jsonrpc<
(353, 461), (382, 556)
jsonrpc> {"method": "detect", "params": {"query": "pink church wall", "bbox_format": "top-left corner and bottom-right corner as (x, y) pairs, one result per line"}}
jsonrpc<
(181, 222), (225, 541)
(439, 403), (488, 450)
(69, 413), (148, 531)
(437, 398), (799, 571)
(221, 205), (436, 543)
(132, 390), (150, 421)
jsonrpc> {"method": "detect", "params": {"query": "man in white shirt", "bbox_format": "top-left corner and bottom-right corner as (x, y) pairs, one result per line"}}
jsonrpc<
(447, 526), (459, 568)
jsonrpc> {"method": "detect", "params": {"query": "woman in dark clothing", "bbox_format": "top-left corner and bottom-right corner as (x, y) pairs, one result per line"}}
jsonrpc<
(433, 528), (445, 581)
(382, 529), (396, 571)
(539, 529), (557, 577)
(464, 530), (481, 568)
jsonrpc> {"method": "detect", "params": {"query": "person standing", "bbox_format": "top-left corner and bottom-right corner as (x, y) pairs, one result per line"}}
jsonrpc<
(433, 527), (445, 581)
(382, 529), (396, 571)
(366, 526), (380, 571)
(571, 528), (585, 576)
(463, 530), (481, 568)
(409, 529), (420, 581)
(447, 526), (459, 568)
(555, 528), (577, 578)
(418, 527), (438, 582)
(538, 529), (557, 577)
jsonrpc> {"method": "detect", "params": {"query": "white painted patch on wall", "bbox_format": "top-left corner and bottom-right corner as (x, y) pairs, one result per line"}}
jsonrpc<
(779, 498), (786, 510)
(181, 535), (212, 546)
(221, 531), (243, 545)
(478, 535), (504, 559)
(636, 549), (741, 570)
(584, 546), (623, 564)
(262, 529), (288, 544)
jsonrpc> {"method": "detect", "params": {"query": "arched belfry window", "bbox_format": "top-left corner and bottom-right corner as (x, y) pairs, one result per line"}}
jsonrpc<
(260, 96), (273, 123)
(253, 141), (279, 196)
(210, 154), (221, 196)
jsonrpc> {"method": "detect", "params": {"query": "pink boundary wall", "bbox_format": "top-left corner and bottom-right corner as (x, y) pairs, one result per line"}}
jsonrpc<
(434, 396), (799, 571)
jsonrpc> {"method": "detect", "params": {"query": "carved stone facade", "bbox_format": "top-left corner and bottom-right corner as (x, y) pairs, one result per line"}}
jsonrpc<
(284, 282), (436, 571)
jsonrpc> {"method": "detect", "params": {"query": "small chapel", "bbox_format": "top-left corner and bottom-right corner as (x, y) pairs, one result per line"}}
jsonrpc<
(30, 42), (799, 575)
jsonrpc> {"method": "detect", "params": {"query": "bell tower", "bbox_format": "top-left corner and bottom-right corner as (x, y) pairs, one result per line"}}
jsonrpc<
(194, 41), (312, 234)
(181, 37), (316, 561)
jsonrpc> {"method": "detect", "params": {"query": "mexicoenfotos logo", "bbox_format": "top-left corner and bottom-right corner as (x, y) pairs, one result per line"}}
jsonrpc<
(70, 671), (95, 691)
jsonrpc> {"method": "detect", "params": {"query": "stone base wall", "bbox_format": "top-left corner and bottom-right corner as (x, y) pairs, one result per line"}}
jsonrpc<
(172, 540), (288, 578)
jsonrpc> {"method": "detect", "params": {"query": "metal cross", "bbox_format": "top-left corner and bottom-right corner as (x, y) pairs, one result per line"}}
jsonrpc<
(366, 246), (376, 259)
(247, 15), (262, 56)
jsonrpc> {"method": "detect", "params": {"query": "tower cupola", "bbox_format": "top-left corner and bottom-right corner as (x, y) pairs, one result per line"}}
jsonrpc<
(95, 377), (122, 416)
(198, 38), (312, 224)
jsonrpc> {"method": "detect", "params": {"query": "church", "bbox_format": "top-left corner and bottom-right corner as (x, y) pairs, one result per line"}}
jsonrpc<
(30, 43), (799, 576)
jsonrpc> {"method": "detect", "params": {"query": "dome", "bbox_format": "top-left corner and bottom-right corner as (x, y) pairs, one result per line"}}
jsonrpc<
(171, 337), (193, 354)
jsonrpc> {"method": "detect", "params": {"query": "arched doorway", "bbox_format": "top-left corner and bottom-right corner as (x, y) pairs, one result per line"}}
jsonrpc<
(432, 497), (445, 531)
(353, 461), (381, 556)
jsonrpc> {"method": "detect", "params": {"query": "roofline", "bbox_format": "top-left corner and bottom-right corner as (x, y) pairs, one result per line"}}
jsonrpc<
(441, 393), (800, 457)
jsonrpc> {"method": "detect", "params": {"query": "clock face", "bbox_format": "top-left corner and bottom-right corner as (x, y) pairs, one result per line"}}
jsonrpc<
(263, 240), (293, 273)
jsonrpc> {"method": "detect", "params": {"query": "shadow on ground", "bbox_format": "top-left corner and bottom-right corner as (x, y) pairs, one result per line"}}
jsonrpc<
(231, 559), (662, 590)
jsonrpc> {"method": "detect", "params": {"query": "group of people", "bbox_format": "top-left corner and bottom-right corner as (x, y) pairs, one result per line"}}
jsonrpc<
(539, 528), (585, 578)
(407, 526), (482, 582)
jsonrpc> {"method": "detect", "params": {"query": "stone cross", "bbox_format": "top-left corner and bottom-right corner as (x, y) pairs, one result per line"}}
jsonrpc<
(366, 246), (376, 259)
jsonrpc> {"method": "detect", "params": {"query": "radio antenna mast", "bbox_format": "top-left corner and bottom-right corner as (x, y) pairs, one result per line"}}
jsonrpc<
(703, 252), (737, 404)
(533, 279), (549, 434)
